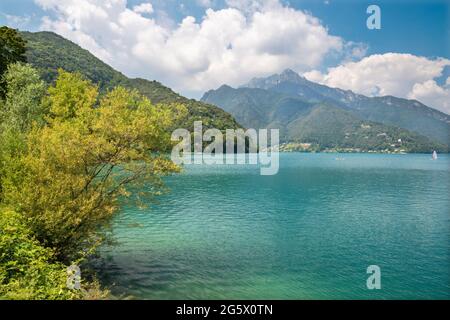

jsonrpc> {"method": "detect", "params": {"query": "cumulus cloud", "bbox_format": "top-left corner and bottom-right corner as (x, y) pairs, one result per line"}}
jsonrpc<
(304, 53), (450, 114)
(225, 0), (280, 14)
(133, 3), (153, 14)
(34, 0), (343, 94)
(409, 80), (450, 114)
(33, 0), (448, 113)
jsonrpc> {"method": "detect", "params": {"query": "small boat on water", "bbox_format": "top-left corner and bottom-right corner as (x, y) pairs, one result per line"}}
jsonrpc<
(432, 150), (438, 160)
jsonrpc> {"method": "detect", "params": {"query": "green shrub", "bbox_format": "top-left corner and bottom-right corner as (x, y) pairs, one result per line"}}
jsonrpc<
(0, 208), (84, 300)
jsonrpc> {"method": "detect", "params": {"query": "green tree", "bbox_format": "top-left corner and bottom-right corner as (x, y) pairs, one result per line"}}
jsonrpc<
(0, 63), (47, 132)
(0, 63), (46, 202)
(2, 70), (183, 261)
(0, 26), (27, 97)
(0, 208), (80, 300)
(0, 208), (107, 300)
(0, 67), (184, 298)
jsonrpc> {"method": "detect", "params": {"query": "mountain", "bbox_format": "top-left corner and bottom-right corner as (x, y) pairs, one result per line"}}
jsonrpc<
(21, 31), (241, 131)
(242, 69), (450, 144)
(20, 32), (449, 153)
(202, 73), (449, 153)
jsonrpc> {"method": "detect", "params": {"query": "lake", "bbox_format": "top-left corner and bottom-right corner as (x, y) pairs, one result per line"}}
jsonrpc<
(95, 153), (450, 299)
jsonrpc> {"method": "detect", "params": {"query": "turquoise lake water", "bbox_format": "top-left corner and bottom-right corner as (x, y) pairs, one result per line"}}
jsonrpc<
(95, 153), (450, 299)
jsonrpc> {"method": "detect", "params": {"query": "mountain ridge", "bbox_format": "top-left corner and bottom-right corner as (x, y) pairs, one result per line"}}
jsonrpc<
(21, 31), (242, 131)
(20, 31), (449, 153)
(245, 68), (448, 117)
(236, 69), (450, 144)
(201, 70), (449, 153)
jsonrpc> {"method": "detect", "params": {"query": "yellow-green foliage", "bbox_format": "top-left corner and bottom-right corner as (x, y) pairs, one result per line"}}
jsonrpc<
(0, 64), (185, 299)
(0, 208), (82, 300)
(2, 69), (183, 261)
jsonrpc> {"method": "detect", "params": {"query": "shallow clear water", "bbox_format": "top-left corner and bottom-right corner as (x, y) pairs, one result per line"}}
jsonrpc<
(95, 153), (450, 299)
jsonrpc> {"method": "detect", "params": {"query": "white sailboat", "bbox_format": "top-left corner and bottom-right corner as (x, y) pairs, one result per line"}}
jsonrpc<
(432, 150), (438, 160)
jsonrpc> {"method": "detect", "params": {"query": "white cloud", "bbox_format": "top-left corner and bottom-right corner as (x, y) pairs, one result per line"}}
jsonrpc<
(304, 53), (450, 114)
(225, 0), (280, 14)
(34, 0), (449, 113)
(409, 80), (450, 114)
(34, 0), (343, 95)
(196, 0), (213, 8)
(133, 3), (153, 15)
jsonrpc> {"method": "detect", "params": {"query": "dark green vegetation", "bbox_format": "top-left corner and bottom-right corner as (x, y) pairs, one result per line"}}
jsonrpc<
(202, 70), (450, 153)
(0, 26), (27, 98)
(21, 31), (241, 131)
(244, 69), (450, 144)
(0, 209), (105, 299)
(0, 27), (181, 299)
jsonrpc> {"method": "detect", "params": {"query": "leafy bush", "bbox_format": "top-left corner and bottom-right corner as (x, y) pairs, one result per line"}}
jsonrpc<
(2, 69), (183, 262)
(0, 68), (180, 299)
(0, 37), (185, 298)
(0, 27), (27, 97)
(1, 62), (47, 132)
(0, 208), (82, 300)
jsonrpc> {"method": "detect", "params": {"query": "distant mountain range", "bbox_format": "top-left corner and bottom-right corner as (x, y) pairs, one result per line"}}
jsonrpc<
(20, 31), (449, 153)
(21, 31), (241, 132)
(202, 69), (450, 153)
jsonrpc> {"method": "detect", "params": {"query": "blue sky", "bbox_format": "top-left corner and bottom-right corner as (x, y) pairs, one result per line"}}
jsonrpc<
(1, 0), (449, 113)
(2, 0), (448, 58)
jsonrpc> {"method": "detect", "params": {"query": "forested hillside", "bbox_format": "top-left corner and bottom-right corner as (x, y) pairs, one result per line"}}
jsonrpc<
(202, 85), (448, 153)
(21, 31), (241, 131)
